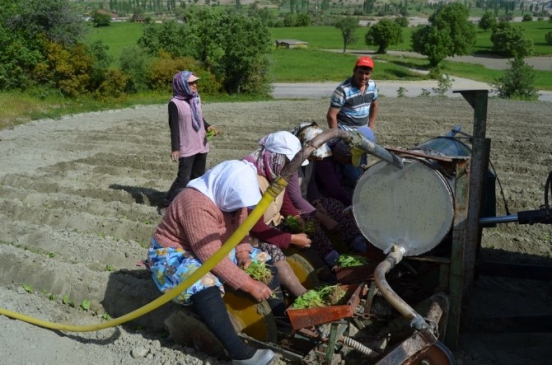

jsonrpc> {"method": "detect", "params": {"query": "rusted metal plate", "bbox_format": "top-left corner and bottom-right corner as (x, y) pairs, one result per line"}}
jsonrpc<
(335, 263), (377, 284)
(286, 284), (362, 330)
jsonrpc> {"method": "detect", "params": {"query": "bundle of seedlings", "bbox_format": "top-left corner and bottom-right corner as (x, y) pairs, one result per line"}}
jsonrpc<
(282, 215), (317, 235)
(291, 284), (347, 309)
(243, 261), (273, 284)
(206, 129), (216, 141)
(337, 254), (369, 268)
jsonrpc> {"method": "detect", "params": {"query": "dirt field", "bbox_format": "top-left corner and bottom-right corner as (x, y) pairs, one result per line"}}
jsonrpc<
(1, 97), (551, 364)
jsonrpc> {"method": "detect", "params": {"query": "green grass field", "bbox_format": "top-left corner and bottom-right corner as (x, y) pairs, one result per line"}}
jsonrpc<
(86, 21), (144, 63)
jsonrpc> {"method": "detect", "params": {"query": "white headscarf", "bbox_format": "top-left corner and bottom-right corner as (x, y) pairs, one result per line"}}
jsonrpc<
(187, 160), (261, 212)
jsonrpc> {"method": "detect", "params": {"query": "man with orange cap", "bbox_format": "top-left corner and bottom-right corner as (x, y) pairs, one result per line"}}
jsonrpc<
(326, 56), (379, 132)
(326, 56), (379, 184)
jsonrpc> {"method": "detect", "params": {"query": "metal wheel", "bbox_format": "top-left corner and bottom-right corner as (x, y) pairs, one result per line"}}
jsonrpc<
(223, 288), (278, 343)
(404, 341), (456, 365)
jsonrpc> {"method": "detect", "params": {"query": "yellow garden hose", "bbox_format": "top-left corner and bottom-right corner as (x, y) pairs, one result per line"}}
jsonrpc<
(0, 178), (287, 332)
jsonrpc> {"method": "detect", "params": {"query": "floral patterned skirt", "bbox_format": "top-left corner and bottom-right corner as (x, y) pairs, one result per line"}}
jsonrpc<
(148, 238), (269, 306)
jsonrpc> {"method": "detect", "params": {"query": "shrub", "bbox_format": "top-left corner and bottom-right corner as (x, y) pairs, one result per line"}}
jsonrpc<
(522, 14), (533, 22)
(94, 69), (130, 100)
(91, 10), (112, 27)
(146, 52), (222, 96)
(491, 21), (534, 59)
(119, 45), (152, 93)
(395, 16), (409, 28)
(365, 18), (403, 54)
(479, 12), (497, 32)
(432, 74), (455, 97)
(545, 31), (552, 46)
(32, 39), (94, 97)
(492, 58), (538, 100)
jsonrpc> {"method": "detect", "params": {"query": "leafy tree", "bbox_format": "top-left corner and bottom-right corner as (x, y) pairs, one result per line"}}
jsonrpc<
(335, 17), (359, 53)
(545, 31), (552, 45)
(92, 10), (112, 27)
(522, 14), (532, 22)
(363, 0), (376, 14)
(137, 7), (272, 95)
(87, 40), (114, 90)
(491, 21), (534, 58)
(395, 16), (409, 28)
(3, 0), (87, 45)
(32, 39), (94, 97)
(479, 11), (497, 32)
(492, 58), (537, 100)
(119, 45), (152, 92)
(0, 0), (88, 90)
(365, 18), (403, 54)
(411, 3), (476, 68)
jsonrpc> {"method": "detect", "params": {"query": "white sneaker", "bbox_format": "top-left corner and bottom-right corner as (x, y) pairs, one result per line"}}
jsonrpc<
(232, 349), (275, 365)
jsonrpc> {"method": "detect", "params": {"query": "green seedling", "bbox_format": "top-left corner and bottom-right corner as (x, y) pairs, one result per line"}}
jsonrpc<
(283, 216), (317, 235)
(22, 284), (33, 293)
(49, 293), (56, 301)
(244, 261), (273, 285)
(101, 312), (112, 320)
(337, 254), (369, 268)
(46, 252), (55, 258)
(292, 285), (347, 309)
(80, 300), (91, 311)
(206, 129), (216, 142)
(106, 264), (115, 272)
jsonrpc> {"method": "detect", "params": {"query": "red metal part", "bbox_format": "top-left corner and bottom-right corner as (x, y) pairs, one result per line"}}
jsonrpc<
(286, 284), (364, 330)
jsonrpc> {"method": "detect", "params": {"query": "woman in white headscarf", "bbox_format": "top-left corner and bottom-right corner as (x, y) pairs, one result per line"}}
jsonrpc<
(244, 132), (342, 296)
(146, 160), (277, 365)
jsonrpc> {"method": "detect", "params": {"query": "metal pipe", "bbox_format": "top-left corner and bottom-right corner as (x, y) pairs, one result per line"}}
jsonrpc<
(350, 131), (405, 169)
(280, 128), (404, 180)
(480, 214), (519, 225)
(374, 245), (428, 331)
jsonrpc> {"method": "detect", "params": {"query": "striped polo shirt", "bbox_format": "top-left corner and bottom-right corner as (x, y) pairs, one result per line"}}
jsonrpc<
(330, 77), (378, 130)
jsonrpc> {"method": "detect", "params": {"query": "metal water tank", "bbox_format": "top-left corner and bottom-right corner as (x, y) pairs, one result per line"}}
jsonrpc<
(352, 158), (455, 257)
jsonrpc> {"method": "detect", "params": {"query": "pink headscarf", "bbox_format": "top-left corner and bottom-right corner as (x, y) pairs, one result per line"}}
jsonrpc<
(172, 71), (201, 132)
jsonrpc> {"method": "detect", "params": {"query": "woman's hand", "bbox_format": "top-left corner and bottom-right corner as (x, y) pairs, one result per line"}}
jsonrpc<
(290, 233), (311, 248)
(207, 125), (220, 136)
(171, 151), (180, 162)
(313, 200), (329, 215)
(236, 251), (252, 269)
(241, 278), (272, 302)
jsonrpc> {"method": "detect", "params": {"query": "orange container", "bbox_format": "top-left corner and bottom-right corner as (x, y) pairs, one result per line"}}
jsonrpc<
(286, 283), (366, 330)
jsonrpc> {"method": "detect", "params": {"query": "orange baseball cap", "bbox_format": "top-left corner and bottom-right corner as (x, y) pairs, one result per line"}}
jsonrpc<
(355, 56), (374, 69)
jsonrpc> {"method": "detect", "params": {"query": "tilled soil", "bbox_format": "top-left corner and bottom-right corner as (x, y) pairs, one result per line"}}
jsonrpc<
(1, 97), (551, 365)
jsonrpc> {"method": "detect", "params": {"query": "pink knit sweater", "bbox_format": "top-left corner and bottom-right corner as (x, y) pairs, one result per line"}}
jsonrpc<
(153, 188), (252, 290)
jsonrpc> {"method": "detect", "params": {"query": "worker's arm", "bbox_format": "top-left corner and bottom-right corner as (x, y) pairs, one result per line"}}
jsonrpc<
(326, 107), (340, 129)
(368, 99), (379, 130)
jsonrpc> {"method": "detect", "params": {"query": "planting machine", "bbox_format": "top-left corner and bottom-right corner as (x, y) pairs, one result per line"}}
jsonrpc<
(167, 90), (552, 365)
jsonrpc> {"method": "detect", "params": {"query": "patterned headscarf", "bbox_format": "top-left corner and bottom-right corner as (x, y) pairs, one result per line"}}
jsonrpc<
(172, 71), (201, 132)
(187, 160), (261, 212)
(243, 134), (288, 182)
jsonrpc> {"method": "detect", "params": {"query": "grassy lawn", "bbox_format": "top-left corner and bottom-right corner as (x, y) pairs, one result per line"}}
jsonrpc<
(86, 21), (144, 62)
(270, 49), (428, 82)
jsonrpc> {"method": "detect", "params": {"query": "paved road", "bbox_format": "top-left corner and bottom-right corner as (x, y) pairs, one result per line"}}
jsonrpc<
(273, 77), (552, 102)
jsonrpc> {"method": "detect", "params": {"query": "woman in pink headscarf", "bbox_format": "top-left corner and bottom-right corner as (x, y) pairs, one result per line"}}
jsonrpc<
(244, 131), (342, 296)
(159, 70), (219, 215)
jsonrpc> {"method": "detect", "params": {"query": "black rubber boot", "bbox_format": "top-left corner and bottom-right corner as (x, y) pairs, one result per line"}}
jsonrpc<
(191, 287), (256, 360)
